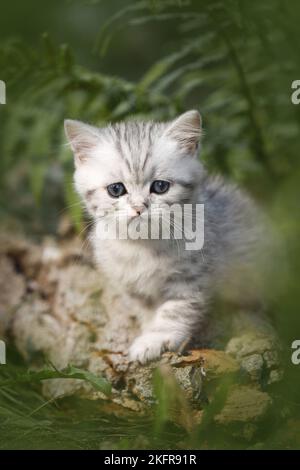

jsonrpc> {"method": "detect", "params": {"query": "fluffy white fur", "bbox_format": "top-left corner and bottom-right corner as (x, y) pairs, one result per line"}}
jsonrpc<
(65, 111), (268, 364)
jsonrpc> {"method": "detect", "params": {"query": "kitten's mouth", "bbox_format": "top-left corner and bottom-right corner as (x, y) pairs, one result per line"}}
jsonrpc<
(128, 214), (144, 225)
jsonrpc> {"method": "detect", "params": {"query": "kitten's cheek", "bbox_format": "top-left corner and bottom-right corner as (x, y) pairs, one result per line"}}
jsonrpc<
(96, 208), (106, 218)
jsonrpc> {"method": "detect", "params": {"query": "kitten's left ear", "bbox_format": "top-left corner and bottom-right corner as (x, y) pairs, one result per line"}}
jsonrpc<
(164, 110), (202, 154)
(64, 119), (101, 166)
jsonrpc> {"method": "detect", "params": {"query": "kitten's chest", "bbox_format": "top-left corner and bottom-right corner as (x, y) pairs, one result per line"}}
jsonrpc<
(94, 240), (173, 300)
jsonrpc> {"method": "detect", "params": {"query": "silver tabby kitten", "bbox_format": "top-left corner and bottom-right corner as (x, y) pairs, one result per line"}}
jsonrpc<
(64, 110), (267, 364)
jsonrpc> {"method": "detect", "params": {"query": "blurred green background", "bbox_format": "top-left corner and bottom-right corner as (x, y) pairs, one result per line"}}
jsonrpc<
(1, 0), (300, 450)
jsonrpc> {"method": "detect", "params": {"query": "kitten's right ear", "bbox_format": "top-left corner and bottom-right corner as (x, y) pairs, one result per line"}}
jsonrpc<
(64, 119), (100, 166)
(164, 110), (202, 154)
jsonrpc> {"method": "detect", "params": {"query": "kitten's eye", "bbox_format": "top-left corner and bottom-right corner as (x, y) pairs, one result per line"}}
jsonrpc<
(150, 180), (170, 194)
(107, 182), (127, 198)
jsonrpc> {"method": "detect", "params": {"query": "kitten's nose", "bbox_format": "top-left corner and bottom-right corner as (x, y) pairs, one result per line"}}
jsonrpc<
(132, 205), (145, 216)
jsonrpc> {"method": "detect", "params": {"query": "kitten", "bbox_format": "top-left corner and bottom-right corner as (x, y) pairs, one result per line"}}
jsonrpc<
(64, 110), (269, 364)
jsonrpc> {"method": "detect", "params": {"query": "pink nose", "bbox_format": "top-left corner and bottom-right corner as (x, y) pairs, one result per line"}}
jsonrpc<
(132, 205), (145, 216)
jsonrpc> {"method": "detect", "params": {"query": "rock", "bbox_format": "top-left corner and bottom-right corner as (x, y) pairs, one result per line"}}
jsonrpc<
(0, 232), (281, 434)
(52, 264), (105, 325)
(0, 255), (25, 335)
(171, 349), (240, 376)
(214, 385), (272, 425)
(226, 333), (277, 359)
(240, 354), (264, 381)
(226, 331), (282, 385)
(11, 297), (61, 362)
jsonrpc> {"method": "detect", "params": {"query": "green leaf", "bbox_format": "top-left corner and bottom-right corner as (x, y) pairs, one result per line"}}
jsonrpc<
(0, 365), (112, 397)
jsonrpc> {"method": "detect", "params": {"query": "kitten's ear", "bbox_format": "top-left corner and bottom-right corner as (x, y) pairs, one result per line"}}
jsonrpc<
(64, 119), (100, 166)
(164, 110), (202, 154)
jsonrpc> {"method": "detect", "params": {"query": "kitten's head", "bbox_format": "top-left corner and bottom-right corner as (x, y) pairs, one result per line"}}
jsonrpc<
(64, 110), (203, 233)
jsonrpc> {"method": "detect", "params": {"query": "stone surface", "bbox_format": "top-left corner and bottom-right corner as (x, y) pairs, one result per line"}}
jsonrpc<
(0, 232), (282, 433)
(214, 385), (272, 424)
(0, 255), (26, 336)
(226, 331), (282, 385)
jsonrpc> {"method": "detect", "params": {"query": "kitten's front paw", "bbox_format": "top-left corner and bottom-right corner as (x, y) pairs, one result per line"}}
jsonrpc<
(128, 331), (182, 365)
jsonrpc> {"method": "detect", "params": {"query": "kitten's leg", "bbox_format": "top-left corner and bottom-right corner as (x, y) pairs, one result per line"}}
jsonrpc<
(128, 297), (205, 364)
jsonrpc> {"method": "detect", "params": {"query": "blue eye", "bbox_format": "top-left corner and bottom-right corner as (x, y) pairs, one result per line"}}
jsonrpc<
(107, 182), (127, 198)
(150, 180), (170, 194)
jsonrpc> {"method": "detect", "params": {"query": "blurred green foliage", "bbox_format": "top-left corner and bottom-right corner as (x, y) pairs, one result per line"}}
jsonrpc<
(1, 0), (300, 450)
(1, 0), (300, 229)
